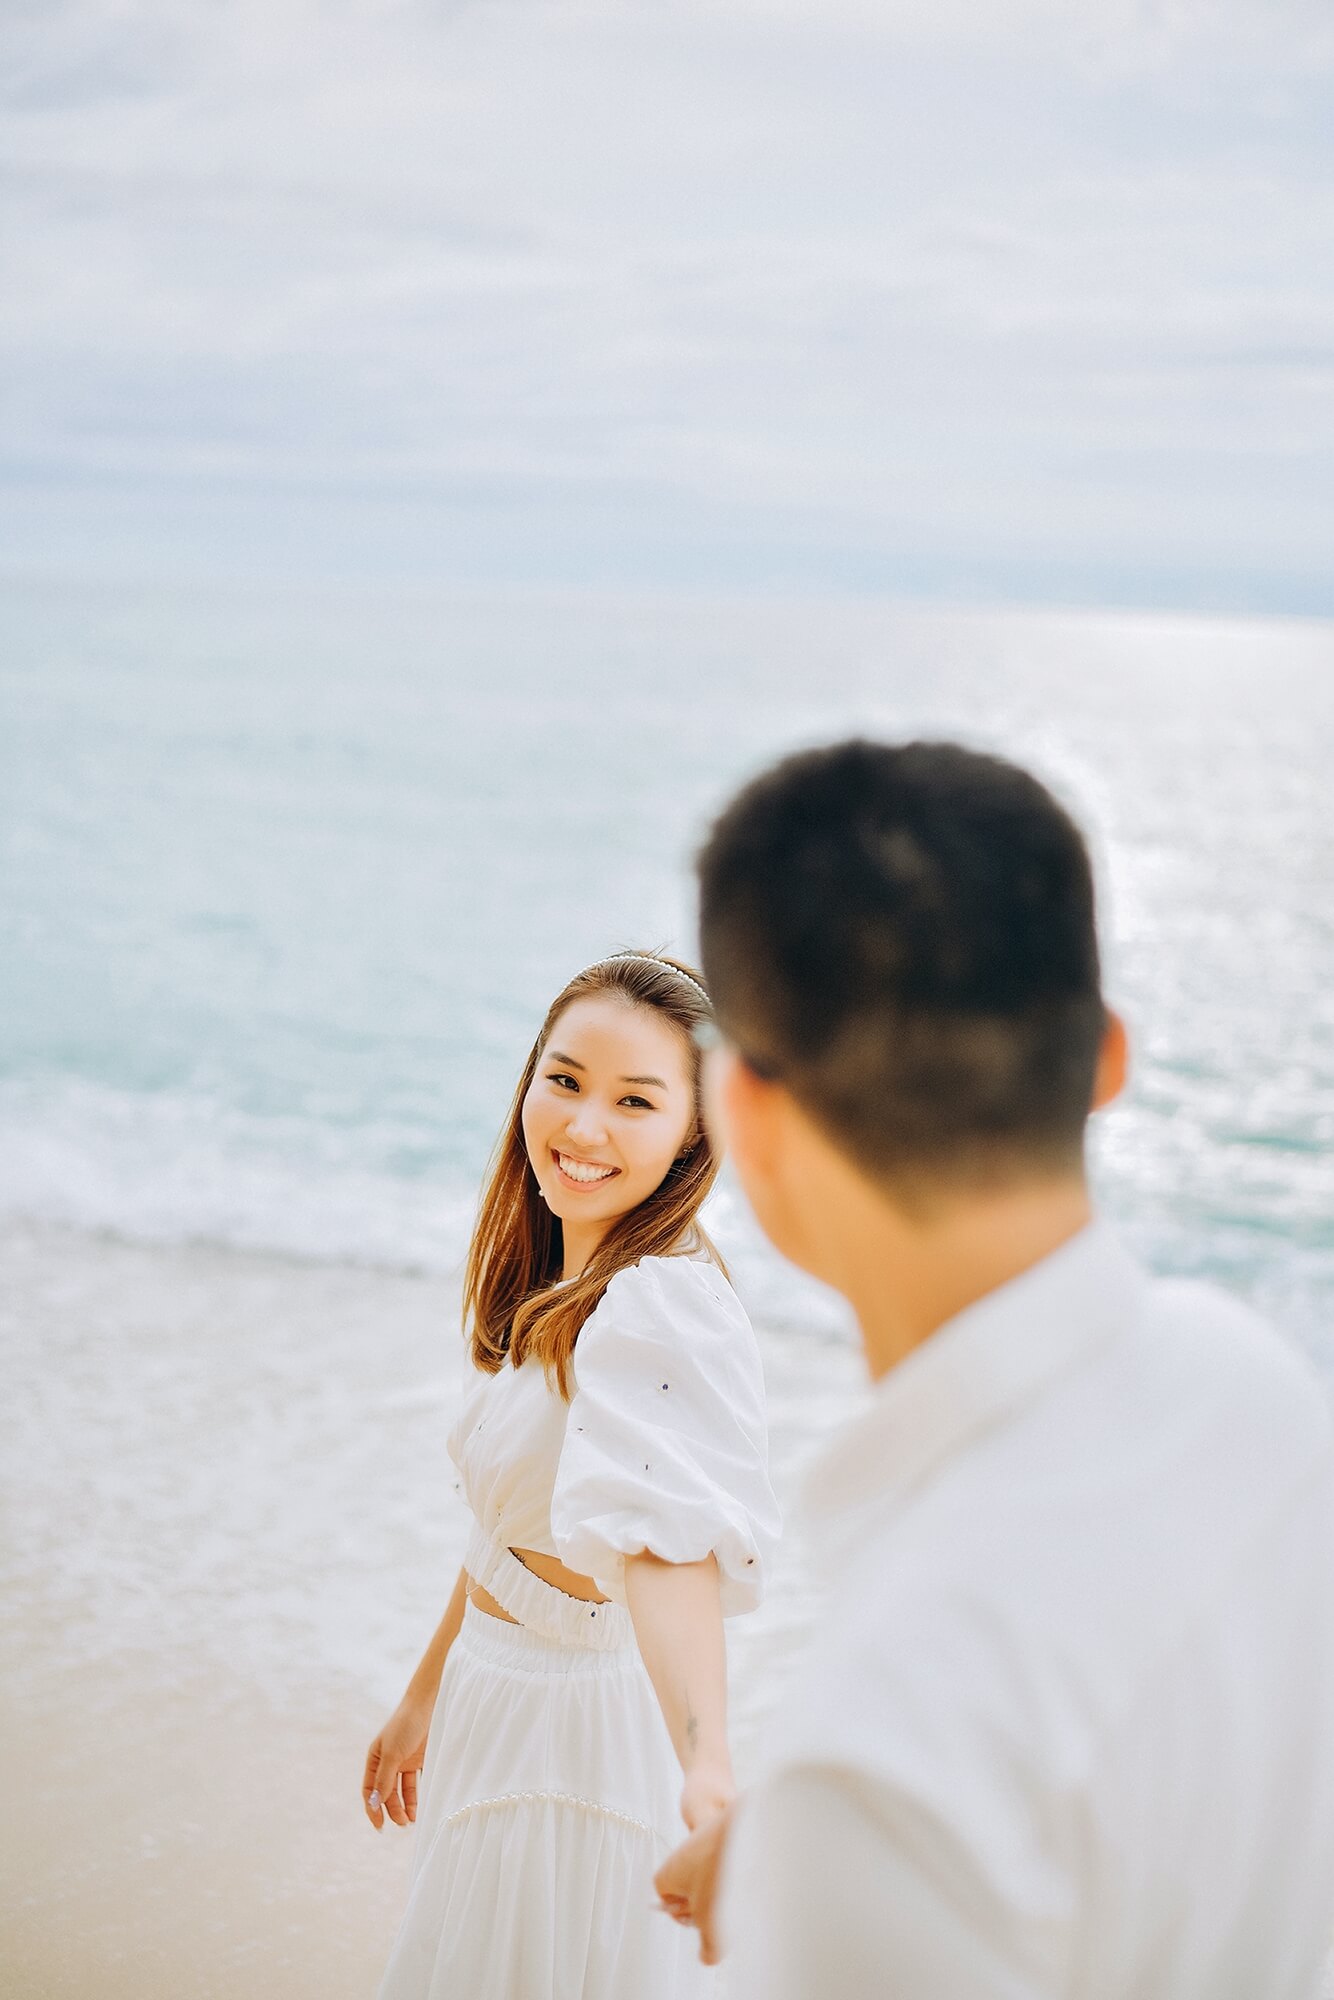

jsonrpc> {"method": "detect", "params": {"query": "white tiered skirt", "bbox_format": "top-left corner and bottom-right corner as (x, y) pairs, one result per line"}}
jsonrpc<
(377, 1545), (718, 1999)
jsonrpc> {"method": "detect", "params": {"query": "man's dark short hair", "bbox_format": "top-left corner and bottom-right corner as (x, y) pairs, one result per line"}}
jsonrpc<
(696, 739), (1107, 1193)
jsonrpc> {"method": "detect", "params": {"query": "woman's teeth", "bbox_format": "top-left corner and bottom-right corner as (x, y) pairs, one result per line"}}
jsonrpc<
(557, 1153), (617, 1184)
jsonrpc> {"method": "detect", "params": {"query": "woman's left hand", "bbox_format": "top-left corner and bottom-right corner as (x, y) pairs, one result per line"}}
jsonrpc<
(655, 1797), (736, 1964)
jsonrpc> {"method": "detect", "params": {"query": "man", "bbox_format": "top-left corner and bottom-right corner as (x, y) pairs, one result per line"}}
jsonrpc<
(655, 738), (1334, 1997)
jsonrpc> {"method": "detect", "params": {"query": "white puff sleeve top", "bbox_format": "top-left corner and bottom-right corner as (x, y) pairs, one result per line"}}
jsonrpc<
(548, 1254), (782, 1618)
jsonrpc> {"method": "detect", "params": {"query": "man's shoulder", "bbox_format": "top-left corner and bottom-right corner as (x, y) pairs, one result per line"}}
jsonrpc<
(1021, 1258), (1334, 1513)
(1142, 1267), (1319, 1375)
(771, 1272), (1334, 1764)
(1127, 1270), (1334, 1477)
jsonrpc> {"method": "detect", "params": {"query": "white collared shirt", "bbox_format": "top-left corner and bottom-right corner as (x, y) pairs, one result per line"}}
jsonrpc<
(719, 1220), (1334, 1998)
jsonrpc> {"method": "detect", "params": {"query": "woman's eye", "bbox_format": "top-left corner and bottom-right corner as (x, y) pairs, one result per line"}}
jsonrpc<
(620, 1095), (653, 1111)
(548, 1072), (579, 1091)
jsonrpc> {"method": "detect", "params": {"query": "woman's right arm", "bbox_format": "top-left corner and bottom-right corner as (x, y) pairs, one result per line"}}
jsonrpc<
(362, 1562), (469, 1829)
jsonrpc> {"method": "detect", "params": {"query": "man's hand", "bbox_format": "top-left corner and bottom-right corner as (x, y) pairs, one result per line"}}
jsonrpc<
(654, 1798), (736, 1965)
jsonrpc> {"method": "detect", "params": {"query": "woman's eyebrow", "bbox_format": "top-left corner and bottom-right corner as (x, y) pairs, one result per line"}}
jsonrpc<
(549, 1050), (667, 1090)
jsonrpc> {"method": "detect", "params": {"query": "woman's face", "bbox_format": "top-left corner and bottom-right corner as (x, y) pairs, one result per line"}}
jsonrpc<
(521, 994), (697, 1237)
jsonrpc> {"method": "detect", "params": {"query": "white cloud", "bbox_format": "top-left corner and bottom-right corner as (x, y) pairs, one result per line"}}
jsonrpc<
(1, 0), (1331, 608)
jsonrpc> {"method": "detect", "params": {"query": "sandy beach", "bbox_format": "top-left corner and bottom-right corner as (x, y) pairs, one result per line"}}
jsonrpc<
(0, 1655), (413, 1999)
(0, 1226), (450, 1998)
(0, 1220), (861, 1999)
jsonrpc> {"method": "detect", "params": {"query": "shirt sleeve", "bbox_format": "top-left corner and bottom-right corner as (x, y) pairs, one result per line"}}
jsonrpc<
(719, 1762), (1040, 2000)
(548, 1255), (781, 1616)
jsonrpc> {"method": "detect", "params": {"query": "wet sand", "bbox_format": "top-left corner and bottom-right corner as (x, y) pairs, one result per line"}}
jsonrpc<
(0, 1657), (413, 1999)
(0, 1225), (455, 1998)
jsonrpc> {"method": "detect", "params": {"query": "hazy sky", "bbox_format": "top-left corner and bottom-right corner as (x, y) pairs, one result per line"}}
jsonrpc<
(3, 0), (1331, 612)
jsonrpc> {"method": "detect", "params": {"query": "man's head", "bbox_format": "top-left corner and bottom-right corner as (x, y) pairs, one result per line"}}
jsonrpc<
(696, 738), (1124, 1270)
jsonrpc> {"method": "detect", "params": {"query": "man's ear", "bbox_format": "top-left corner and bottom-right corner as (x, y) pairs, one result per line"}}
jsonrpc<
(1091, 1009), (1129, 1112)
(704, 1045), (778, 1186)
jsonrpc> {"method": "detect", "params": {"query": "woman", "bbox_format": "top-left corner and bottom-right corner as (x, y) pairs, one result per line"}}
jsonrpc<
(366, 949), (782, 1999)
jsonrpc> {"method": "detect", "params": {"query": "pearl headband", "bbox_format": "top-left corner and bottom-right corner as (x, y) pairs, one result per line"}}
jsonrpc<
(596, 951), (712, 1007)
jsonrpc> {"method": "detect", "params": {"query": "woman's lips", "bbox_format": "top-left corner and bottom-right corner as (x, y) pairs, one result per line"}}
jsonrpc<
(552, 1149), (621, 1191)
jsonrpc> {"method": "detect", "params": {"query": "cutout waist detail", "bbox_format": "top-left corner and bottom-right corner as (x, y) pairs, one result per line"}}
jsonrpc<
(508, 1546), (610, 1603)
(462, 1518), (632, 1652)
(465, 1576), (522, 1624)
(467, 1547), (611, 1625)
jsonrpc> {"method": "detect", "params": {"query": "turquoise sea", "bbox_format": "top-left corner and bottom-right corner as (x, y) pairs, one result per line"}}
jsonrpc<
(3, 574), (1331, 1350)
(2, 572), (1332, 1744)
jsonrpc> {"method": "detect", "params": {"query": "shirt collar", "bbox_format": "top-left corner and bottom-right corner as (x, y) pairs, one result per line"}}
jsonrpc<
(799, 1217), (1145, 1559)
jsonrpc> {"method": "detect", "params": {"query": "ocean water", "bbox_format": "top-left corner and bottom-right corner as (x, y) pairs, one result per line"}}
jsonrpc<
(3, 574), (1331, 1352)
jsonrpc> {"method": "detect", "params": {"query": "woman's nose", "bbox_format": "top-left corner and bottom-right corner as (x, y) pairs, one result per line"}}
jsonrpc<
(565, 1102), (610, 1144)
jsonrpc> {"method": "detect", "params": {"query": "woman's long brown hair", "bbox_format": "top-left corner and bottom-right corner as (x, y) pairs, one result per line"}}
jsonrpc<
(461, 951), (724, 1400)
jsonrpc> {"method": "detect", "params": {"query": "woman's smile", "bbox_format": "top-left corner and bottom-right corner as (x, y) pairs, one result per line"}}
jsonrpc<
(553, 1149), (621, 1189)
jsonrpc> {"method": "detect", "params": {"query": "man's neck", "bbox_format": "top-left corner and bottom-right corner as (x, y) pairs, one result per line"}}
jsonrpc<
(833, 1177), (1095, 1383)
